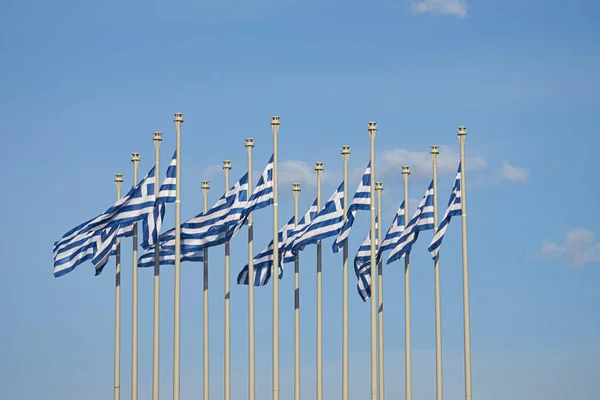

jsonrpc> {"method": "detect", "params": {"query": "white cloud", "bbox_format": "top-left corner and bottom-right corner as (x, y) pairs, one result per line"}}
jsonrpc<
(538, 228), (600, 267)
(500, 161), (530, 183)
(201, 164), (225, 180)
(412, 0), (468, 17)
(279, 160), (342, 189)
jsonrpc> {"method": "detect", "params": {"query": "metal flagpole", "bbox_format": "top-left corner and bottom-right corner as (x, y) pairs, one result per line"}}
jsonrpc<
(131, 152), (140, 400)
(114, 173), (123, 400)
(315, 161), (324, 400)
(292, 183), (301, 400)
(341, 145), (350, 400)
(375, 181), (385, 400)
(431, 145), (444, 400)
(402, 165), (412, 400)
(173, 112), (183, 400)
(202, 180), (210, 400)
(458, 126), (472, 400)
(152, 132), (162, 400)
(368, 122), (378, 400)
(223, 160), (232, 400)
(271, 116), (281, 400)
(245, 138), (255, 400)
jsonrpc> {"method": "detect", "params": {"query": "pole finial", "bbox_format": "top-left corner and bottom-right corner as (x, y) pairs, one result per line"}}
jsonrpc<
(245, 138), (255, 148)
(202, 180), (210, 190)
(131, 152), (140, 162)
(271, 116), (280, 126)
(153, 132), (162, 142)
(375, 182), (384, 191)
(458, 126), (466, 136)
(271, 116), (280, 135)
(315, 161), (324, 172)
(430, 145), (439, 155)
(174, 112), (184, 123)
(292, 183), (301, 192)
(223, 160), (232, 170)
(341, 145), (350, 155)
(368, 121), (377, 132)
(115, 173), (124, 183)
(402, 165), (410, 175)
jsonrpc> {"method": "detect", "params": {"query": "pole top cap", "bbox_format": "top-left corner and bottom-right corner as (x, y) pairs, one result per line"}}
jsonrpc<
(202, 180), (210, 190)
(458, 126), (466, 136)
(292, 183), (301, 192)
(430, 145), (439, 154)
(131, 152), (140, 162)
(223, 160), (231, 169)
(174, 112), (184, 123)
(368, 121), (377, 131)
(402, 165), (410, 175)
(315, 161), (324, 171)
(271, 116), (280, 126)
(245, 138), (255, 147)
(341, 145), (350, 155)
(153, 131), (162, 141)
(375, 182), (384, 191)
(115, 173), (123, 183)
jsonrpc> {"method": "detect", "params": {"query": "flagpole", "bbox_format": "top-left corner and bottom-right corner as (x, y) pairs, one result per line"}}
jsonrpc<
(458, 126), (472, 400)
(292, 182), (301, 400)
(341, 145), (350, 400)
(152, 132), (162, 400)
(131, 152), (140, 400)
(402, 165), (412, 400)
(315, 161), (324, 400)
(245, 138), (255, 400)
(368, 121), (378, 400)
(173, 112), (183, 400)
(431, 145), (444, 400)
(114, 173), (123, 400)
(202, 179), (210, 400)
(375, 181), (385, 400)
(223, 160), (232, 400)
(271, 116), (281, 400)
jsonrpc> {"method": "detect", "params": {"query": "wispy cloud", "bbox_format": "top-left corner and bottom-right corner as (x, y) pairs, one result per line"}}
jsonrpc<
(538, 228), (600, 267)
(500, 161), (530, 183)
(412, 0), (468, 17)
(279, 160), (342, 189)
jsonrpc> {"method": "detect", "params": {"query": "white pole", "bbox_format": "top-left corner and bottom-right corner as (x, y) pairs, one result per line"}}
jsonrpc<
(368, 121), (378, 400)
(271, 116), (281, 400)
(245, 138), (255, 400)
(431, 145), (444, 400)
(202, 180), (210, 400)
(152, 132), (162, 400)
(402, 165), (412, 400)
(223, 160), (232, 400)
(375, 181), (385, 400)
(292, 182), (301, 400)
(173, 112), (183, 400)
(114, 173), (123, 400)
(341, 145), (350, 400)
(131, 152), (140, 400)
(315, 161), (324, 400)
(458, 126), (472, 400)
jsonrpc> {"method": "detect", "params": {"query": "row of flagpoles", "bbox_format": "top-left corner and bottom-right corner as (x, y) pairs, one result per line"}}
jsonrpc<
(53, 114), (472, 400)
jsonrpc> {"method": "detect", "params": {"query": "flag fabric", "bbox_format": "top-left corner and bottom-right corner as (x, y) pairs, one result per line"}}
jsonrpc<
(93, 225), (134, 276)
(387, 181), (434, 265)
(428, 163), (462, 258)
(332, 163), (371, 253)
(377, 201), (406, 261)
(290, 182), (345, 252)
(353, 216), (378, 301)
(53, 166), (156, 277)
(142, 151), (177, 250)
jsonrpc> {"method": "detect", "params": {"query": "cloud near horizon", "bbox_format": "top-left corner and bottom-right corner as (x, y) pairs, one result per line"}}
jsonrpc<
(412, 0), (468, 17)
(538, 228), (600, 267)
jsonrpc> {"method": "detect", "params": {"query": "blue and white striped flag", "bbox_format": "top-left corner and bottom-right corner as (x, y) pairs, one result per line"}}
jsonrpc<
(332, 163), (371, 253)
(378, 201), (406, 259)
(142, 151), (177, 250)
(53, 166), (157, 277)
(354, 216), (378, 301)
(428, 164), (462, 258)
(387, 181), (434, 264)
(290, 182), (345, 252)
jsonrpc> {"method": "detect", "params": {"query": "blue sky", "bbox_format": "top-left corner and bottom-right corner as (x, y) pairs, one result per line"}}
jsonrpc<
(1, 0), (599, 399)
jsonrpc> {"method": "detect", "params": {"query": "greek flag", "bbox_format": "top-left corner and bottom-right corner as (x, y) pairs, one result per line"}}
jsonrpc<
(428, 164), (462, 258)
(53, 166), (156, 277)
(353, 216), (378, 301)
(387, 181), (434, 265)
(142, 151), (177, 250)
(332, 163), (371, 253)
(378, 201), (406, 259)
(290, 182), (345, 252)
(93, 225), (133, 276)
